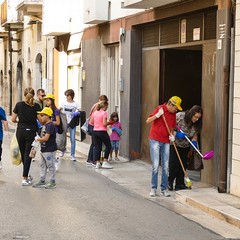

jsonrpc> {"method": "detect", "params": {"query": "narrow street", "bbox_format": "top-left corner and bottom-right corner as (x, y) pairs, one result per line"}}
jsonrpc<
(0, 132), (227, 240)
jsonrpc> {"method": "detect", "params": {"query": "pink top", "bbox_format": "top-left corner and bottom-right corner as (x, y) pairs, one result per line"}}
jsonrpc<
(110, 122), (122, 141)
(92, 109), (108, 131)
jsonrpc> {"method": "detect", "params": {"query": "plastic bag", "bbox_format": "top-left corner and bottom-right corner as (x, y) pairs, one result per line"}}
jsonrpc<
(56, 133), (66, 152)
(10, 132), (22, 166)
(81, 118), (89, 134)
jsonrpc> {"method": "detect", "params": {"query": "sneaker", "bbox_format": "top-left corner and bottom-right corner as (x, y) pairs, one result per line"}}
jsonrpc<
(22, 179), (32, 186)
(0, 161), (2, 170)
(86, 161), (93, 166)
(168, 181), (174, 191)
(32, 180), (45, 188)
(115, 157), (120, 161)
(149, 188), (157, 197)
(161, 189), (170, 197)
(91, 162), (96, 167)
(45, 181), (56, 189)
(95, 162), (101, 169)
(70, 156), (76, 161)
(102, 161), (113, 169)
(59, 151), (65, 158)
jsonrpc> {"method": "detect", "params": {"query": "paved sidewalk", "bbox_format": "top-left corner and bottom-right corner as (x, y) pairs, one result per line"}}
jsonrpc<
(73, 139), (240, 239)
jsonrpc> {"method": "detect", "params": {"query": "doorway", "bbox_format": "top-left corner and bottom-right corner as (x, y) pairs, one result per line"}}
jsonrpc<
(160, 47), (202, 109)
(141, 46), (203, 162)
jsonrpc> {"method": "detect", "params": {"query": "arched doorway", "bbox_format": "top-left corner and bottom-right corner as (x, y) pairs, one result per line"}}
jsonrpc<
(27, 68), (32, 87)
(35, 53), (42, 89)
(16, 62), (23, 101)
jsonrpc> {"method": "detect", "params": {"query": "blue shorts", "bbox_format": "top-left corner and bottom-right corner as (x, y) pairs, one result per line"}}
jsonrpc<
(111, 140), (120, 150)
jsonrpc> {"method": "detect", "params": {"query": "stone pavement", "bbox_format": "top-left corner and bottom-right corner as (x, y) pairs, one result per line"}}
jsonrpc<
(73, 139), (240, 239)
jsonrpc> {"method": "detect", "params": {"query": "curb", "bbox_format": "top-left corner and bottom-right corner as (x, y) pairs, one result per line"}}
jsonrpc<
(175, 189), (240, 229)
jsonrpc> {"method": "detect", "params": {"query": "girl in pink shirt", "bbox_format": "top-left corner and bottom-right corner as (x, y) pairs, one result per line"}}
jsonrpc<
(109, 112), (122, 161)
(91, 101), (113, 169)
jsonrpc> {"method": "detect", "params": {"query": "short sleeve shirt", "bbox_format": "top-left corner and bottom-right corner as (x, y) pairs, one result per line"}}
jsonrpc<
(13, 101), (41, 131)
(40, 122), (57, 152)
(61, 101), (80, 124)
(92, 110), (108, 131)
(110, 122), (122, 141)
(148, 103), (176, 143)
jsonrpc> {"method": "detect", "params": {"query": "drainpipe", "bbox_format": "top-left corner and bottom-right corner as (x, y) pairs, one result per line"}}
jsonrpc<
(227, 27), (234, 193)
(215, 0), (232, 193)
(8, 28), (13, 115)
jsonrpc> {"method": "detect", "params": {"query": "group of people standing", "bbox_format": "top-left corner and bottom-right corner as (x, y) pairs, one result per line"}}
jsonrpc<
(10, 87), (122, 188)
(146, 96), (202, 197)
(86, 95), (122, 169)
(11, 87), (81, 188)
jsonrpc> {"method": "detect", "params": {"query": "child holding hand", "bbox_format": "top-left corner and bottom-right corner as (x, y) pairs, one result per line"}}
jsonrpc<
(109, 112), (122, 161)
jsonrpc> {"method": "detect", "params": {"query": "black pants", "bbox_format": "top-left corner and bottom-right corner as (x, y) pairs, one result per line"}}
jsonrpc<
(0, 140), (2, 161)
(16, 128), (36, 178)
(92, 131), (111, 162)
(169, 145), (190, 186)
(87, 124), (94, 162)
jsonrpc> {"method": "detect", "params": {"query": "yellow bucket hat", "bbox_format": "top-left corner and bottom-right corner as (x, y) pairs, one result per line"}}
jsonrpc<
(169, 96), (182, 111)
(37, 107), (53, 117)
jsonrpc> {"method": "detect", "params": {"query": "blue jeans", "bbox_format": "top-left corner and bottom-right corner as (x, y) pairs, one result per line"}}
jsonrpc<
(68, 126), (76, 157)
(149, 139), (170, 191)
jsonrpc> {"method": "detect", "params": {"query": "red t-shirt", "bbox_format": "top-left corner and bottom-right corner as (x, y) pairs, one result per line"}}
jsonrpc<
(148, 103), (176, 143)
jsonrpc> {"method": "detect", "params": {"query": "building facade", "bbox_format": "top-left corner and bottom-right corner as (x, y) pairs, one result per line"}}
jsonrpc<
(1, 0), (240, 197)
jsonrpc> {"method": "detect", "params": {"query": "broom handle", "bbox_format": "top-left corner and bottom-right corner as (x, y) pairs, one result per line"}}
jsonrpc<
(162, 115), (188, 177)
(176, 126), (204, 158)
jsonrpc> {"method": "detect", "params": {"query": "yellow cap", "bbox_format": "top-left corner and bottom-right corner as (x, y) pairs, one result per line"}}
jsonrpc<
(169, 96), (182, 111)
(43, 93), (55, 100)
(37, 107), (53, 117)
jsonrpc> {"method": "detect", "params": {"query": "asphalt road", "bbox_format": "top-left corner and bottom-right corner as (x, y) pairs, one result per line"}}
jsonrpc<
(0, 134), (225, 240)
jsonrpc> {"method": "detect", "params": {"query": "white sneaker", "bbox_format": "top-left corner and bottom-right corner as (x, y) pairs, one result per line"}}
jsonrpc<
(161, 190), (170, 197)
(70, 156), (76, 161)
(115, 157), (120, 161)
(22, 179), (32, 186)
(102, 161), (113, 169)
(59, 151), (65, 158)
(0, 161), (2, 170)
(150, 188), (157, 197)
(95, 162), (101, 169)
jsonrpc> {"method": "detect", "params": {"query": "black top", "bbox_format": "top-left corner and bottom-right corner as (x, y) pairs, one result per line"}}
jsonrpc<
(41, 122), (57, 152)
(13, 101), (41, 131)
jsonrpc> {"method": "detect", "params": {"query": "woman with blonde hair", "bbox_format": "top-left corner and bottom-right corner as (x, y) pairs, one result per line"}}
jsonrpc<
(90, 101), (113, 169)
(12, 87), (42, 186)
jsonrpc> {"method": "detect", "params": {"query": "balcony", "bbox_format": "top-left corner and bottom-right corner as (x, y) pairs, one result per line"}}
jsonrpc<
(16, 0), (42, 17)
(83, 0), (109, 24)
(123, 0), (181, 9)
(1, 0), (23, 30)
(0, 27), (8, 38)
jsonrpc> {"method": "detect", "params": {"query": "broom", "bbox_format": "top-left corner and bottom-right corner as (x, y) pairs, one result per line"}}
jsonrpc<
(162, 114), (192, 188)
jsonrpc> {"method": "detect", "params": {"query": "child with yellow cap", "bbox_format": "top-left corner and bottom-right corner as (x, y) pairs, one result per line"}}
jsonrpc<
(32, 107), (57, 189)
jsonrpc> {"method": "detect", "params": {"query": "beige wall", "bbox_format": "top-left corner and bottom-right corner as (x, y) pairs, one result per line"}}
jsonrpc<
(231, 0), (240, 196)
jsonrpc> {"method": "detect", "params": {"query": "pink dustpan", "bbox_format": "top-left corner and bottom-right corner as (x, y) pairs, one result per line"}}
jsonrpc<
(202, 150), (214, 160)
